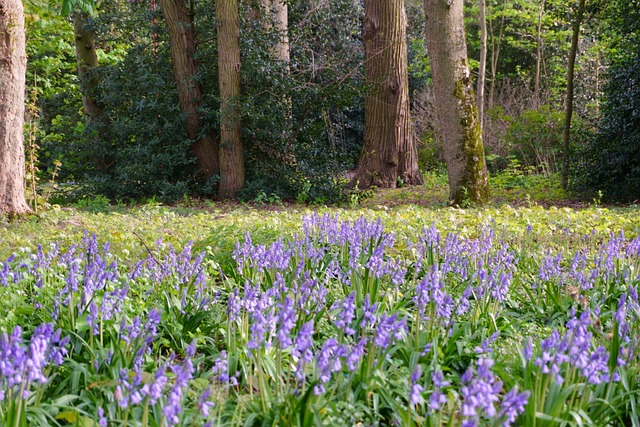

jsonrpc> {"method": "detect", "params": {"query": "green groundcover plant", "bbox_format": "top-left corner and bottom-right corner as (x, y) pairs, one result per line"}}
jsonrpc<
(0, 213), (638, 426)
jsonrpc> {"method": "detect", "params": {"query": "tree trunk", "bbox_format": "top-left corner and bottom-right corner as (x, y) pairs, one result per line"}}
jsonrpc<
(534, 0), (545, 104)
(74, 13), (102, 118)
(477, 0), (487, 130)
(160, 0), (219, 178)
(488, 0), (505, 109)
(352, 0), (422, 189)
(217, 0), (244, 197)
(561, 0), (586, 189)
(0, 0), (30, 215)
(262, 0), (289, 64)
(424, 0), (489, 205)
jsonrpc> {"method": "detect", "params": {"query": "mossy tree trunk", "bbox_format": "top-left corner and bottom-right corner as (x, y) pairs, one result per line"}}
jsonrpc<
(0, 0), (30, 215)
(424, 0), (489, 205)
(160, 0), (219, 178)
(352, 0), (422, 189)
(217, 0), (244, 197)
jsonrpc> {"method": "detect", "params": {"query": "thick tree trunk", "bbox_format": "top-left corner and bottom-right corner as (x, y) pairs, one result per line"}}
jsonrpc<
(352, 0), (422, 189)
(424, 0), (490, 205)
(0, 0), (30, 215)
(477, 0), (487, 130)
(160, 0), (219, 177)
(562, 0), (586, 189)
(217, 0), (244, 197)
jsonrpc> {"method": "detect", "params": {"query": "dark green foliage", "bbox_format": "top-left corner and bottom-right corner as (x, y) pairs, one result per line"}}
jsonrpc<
(85, 45), (204, 200)
(570, 0), (640, 202)
(33, 0), (366, 203)
(236, 0), (364, 203)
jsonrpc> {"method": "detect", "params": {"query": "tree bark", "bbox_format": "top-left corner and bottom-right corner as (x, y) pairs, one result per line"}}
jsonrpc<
(561, 0), (586, 189)
(262, 0), (289, 64)
(352, 0), (422, 189)
(477, 0), (487, 130)
(487, 0), (505, 109)
(0, 0), (30, 215)
(424, 0), (490, 205)
(534, 0), (545, 104)
(74, 13), (102, 118)
(160, 0), (219, 178)
(217, 0), (244, 197)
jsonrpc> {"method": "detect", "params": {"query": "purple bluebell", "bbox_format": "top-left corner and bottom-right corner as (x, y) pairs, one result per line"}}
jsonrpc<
(333, 292), (356, 335)
(292, 320), (315, 383)
(374, 313), (407, 351)
(428, 369), (449, 411)
(498, 387), (530, 426)
(409, 365), (423, 406)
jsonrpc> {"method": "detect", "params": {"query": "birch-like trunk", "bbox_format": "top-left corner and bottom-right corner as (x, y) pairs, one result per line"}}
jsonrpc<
(424, 0), (489, 205)
(160, 0), (219, 178)
(217, 0), (244, 197)
(352, 0), (422, 189)
(0, 0), (30, 215)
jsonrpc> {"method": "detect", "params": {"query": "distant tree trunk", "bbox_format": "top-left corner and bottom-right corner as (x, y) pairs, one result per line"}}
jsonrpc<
(262, 0), (289, 64)
(487, 0), (506, 108)
(425, 0), (490, 205)
(217, 0), (244, 197)
(352, 0), (422, 189)
(74, 13), (115, 170)
(561, 0), (586, 189)
(260, 0), (294, 161)
(477, 0), (487, 130)
(534, 0), (545, 104)
(74, 13), (101, 119)
(0, 0), (30, 216)
(160, 0), (219, 178)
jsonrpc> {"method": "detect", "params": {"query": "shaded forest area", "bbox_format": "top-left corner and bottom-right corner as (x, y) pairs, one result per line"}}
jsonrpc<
(1, 0), (639, 214)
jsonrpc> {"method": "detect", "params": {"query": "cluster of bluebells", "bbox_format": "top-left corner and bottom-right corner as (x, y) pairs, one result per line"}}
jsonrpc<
(0, 215), (637, 425)
(537, 231), (640, 291)
(460, 357), (530, 427)
(531, 310), (614, 385)
(0, 323), (69, 401)
(114, 341), (197, 427)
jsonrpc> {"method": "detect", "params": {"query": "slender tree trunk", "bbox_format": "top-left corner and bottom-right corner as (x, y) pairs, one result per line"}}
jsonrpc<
(0, 0), (30, 215)
(425, 0), (489, 205)
(217, 0), (244, 197)
(160, 0), (219, 177)
(352, 0), (422, 189)
(561, 0), (586, 189)
(477, 0), (487, 130)
(488, 0), (505, 109)
(534, 0), (545, 104)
